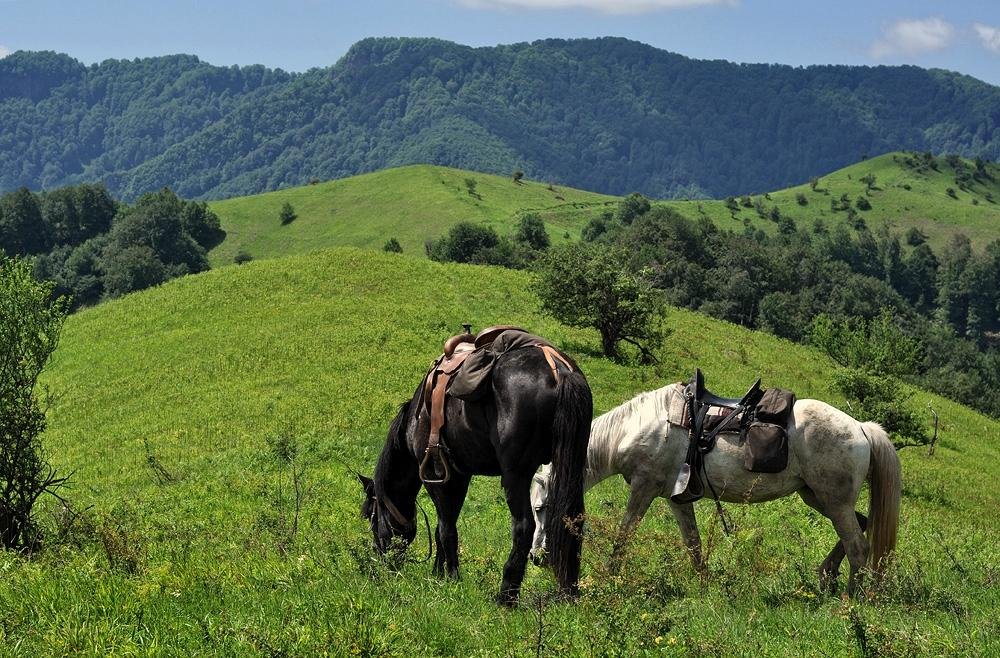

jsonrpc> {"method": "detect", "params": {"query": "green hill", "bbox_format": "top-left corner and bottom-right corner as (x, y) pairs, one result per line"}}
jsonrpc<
(4, 248), (997, 655)
(208, 152), (999, 265)
(668, 152), (1000, 251)
(207, 164), (615, 265)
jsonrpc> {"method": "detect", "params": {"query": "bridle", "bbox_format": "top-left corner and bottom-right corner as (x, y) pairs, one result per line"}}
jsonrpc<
(369, 491), (433, 563)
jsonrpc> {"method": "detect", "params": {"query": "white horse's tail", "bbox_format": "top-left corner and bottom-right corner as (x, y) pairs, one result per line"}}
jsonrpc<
(864, 422), (901, 579)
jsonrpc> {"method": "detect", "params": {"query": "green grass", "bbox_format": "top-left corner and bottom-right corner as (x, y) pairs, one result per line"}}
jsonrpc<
(2, 248), (997, 655)
(666, 152), (1000, 251)
(207, 165), (616, 266)
(208, 154), (1000, 269)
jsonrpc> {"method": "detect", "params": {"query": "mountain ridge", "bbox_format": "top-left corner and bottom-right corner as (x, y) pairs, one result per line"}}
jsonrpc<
(2, 36), (999, 201)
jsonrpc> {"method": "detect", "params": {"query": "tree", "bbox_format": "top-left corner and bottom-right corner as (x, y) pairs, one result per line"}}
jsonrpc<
(0, 256), (69, 550)
(533, 243), (666, 362)
(279, 202), (297, 225)
(512, 170), (524, 184)
(514, 213), (550, 251)
(615, 193), (651, 225)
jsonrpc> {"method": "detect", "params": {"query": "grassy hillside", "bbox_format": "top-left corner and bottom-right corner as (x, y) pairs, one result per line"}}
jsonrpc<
(667, 152), (1000, 251)
(207, 165), (615, 266)
(209, 153), (999, 267)
(3, 249), (997, 655)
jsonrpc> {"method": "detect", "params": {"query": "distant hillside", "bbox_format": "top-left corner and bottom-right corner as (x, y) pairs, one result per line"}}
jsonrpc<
(207, 152), (999, 265)
(3, 38), (1000, 201)
(14, 247), (997, 655)
(207, 164), (614, 265)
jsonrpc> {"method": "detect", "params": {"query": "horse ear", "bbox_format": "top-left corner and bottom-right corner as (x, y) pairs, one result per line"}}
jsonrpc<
(357, 473), (374, 494)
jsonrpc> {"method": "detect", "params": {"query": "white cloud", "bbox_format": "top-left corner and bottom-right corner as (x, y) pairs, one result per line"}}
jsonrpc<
(457, 0), (737, 14)
(870, 17), (955, 58)
(0, 45), (10, 58)
(974, 23), (1000, 54)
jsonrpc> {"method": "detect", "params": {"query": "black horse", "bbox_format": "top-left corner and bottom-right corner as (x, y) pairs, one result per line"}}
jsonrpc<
(359, 340), (592, 605)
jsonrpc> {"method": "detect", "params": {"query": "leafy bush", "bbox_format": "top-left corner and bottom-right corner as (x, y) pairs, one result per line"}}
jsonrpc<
(383, 237), (402, 253)
(832, 368), (927, 447)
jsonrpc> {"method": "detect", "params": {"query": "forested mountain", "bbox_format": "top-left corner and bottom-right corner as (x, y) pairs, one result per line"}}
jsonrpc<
(2, 37), (999, 201)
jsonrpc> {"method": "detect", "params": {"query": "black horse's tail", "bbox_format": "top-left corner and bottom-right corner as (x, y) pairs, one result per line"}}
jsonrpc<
(545, 369), (592, 598)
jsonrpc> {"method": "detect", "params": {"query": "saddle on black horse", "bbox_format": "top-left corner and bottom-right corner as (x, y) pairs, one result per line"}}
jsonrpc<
(671, 368), (796, 504)
(418, 325), (574, 484)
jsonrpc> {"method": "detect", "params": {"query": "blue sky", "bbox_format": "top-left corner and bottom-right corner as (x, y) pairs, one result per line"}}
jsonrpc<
(2, 1), (999, 85)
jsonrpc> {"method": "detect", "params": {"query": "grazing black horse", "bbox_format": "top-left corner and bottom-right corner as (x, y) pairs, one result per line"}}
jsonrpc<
(359, 341), (592, 605)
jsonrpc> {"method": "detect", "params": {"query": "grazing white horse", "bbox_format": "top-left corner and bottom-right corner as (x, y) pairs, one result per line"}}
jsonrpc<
(530, 383), (901, 596)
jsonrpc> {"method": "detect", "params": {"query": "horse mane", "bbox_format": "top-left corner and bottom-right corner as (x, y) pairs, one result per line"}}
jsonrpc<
(586, 384), (677, 479)
(373, 399), (412, 497)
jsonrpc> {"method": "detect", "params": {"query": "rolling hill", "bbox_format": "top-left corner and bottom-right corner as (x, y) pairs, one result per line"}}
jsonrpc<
(3, 37), (1000, 202)
(207, 152), (1000, 264)
(4, 247), (996, 655)
(206, 164), (615, 266)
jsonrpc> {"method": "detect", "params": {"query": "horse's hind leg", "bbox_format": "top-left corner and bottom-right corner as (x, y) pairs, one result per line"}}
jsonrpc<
(668, 500), (705, 573)
(799, 488), (868, 593)
(497, 471), (535, 606)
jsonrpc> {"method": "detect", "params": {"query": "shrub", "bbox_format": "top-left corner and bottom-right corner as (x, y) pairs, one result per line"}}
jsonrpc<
(383, 237), (403, 253)
(279, 202), (297, 225)
(856, 196), (871, 211)
(796, 192), (808, 206)
(0, 256), (69, 551)
(234, 250), (254, 264)
(831, 368), (927, 447)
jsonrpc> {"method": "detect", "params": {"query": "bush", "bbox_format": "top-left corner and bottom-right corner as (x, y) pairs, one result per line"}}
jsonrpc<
(856, 196), (871, 211)
(234, 250), (254, 264)
(514, 214), (550, 252)
(0, 256), (69, 550)
(279, 202), (297, 225)
(383, 237), (403, 253)
(831, 368), (927, 447)
(796, 192), (808, 206)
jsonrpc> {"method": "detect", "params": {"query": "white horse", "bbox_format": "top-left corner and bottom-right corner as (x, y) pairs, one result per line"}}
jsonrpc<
(530, 383), (901, 596)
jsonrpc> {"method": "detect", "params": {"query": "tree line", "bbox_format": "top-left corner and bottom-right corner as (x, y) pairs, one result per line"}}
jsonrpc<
(430, 195), (1000, 419)
(0, 183), (223, 308)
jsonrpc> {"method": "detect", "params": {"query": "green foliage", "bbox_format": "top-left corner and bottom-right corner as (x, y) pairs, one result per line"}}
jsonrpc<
(233, 249), (253, 264)
(0, 256), (68, 550)
(856, 195), (872, 211)
(533, 243), (665, 361)
(513, 213), (550, 252)
(615, 193), (651, 225)
(279, 202), (297, 226)
(382, 237), (402, 253)
(427, 221), (526, 268)
(831, 368), (927, 447)
(795, 192), (808, 206)
(808, 311), (920, 377)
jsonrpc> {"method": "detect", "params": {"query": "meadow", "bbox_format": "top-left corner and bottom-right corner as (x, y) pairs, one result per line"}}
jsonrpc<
(2, 248), (997, 656)
(207, 153), (1000, 268)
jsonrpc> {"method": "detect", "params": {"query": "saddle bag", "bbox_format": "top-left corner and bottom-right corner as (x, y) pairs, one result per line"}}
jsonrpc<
(743, 422), (789, 473)
(743, 388), (796, 473)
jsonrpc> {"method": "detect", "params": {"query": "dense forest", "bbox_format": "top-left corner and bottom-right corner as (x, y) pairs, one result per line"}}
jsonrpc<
(0, 183), (222, 307)
(2, 38), (999, 201)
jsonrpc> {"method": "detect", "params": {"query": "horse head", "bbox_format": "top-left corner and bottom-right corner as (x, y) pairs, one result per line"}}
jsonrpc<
(358, 473), (416, 555)
(528, 467), (551, 566)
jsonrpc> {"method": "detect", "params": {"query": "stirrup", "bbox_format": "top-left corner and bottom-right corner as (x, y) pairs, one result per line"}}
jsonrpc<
(419, 445), (451, 484)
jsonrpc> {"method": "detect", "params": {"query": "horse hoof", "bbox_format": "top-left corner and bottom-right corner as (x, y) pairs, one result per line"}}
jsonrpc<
(495, 591), (519, 607)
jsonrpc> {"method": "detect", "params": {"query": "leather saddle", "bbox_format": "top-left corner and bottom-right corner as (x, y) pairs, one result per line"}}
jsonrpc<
(418, 325), (573, 484)
(670, 368), (763, 504)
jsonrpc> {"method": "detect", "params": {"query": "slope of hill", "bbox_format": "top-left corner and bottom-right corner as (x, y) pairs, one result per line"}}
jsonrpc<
(207, 152), (999, 264)
(3, 38), (1000, 202)
(666, 152), (1000, 251)
(207, 164), (615, 265)
(3, 248), (996, 655)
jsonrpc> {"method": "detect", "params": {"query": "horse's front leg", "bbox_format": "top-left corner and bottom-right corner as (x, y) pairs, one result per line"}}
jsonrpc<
(668, 500), (705, 573)
(496, 472), (535, 606)
(428, 476), (471, 579)
(607, 483), (658, 572)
